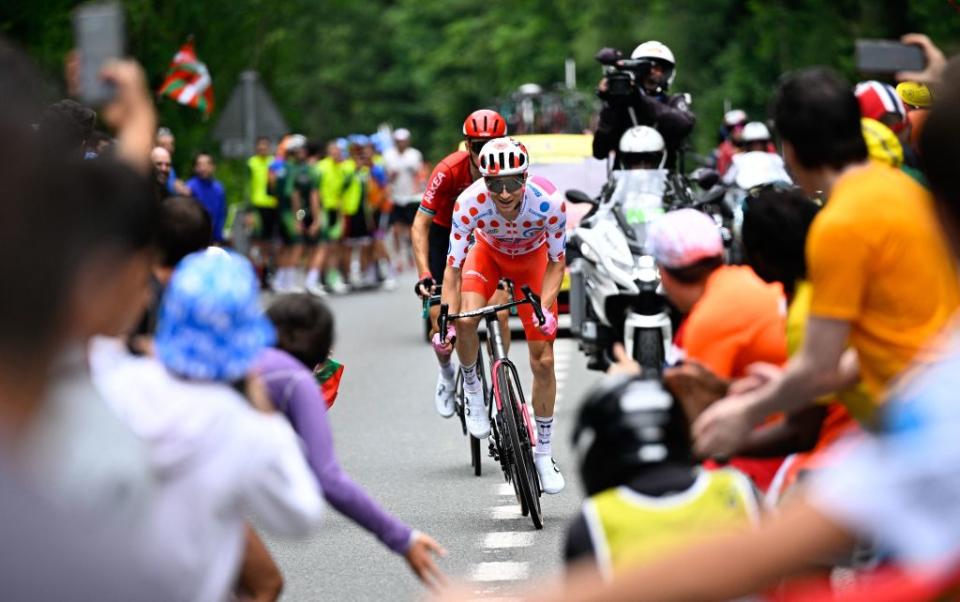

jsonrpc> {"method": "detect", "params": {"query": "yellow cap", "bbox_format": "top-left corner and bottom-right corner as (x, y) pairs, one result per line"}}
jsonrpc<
(861, 118), (903, 169)
(896, 82), (932, 108)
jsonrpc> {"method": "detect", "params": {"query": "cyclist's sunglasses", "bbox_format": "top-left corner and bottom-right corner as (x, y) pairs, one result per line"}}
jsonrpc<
(468, 140), (487, 155)
(485, 176), (525, 194)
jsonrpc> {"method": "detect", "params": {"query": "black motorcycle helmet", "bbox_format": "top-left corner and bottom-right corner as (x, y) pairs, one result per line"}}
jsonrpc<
(572, 375), (692, 497)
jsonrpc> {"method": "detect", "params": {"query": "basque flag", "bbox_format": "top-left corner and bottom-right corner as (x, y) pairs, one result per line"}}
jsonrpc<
(157, 39), (214, 118)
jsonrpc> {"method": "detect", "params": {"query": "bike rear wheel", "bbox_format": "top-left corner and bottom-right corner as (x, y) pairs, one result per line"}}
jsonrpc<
(495, 363), (543, 530)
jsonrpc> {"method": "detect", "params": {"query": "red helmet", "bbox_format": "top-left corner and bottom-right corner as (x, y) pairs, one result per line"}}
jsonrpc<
(463, 109), (507, 139)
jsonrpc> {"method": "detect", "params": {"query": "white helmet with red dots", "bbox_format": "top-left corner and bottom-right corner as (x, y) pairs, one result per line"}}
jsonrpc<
(477, 137), (529, 177)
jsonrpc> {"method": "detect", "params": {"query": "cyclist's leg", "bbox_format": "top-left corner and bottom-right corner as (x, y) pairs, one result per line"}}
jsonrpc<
(429, 223), (455, 415)
(457, 240), (501, 437)
(504, 246), (564, 491)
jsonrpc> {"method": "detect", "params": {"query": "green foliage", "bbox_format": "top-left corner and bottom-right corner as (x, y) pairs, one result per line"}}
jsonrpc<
(3, 0), (960, 168)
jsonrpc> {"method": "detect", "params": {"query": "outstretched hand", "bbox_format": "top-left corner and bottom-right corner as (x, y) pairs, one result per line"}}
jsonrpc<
(404, 531), (448, 591)
(898, 33), (947, 85)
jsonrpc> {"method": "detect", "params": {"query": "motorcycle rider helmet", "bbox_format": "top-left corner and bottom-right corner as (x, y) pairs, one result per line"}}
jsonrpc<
(572, 375), (692, 497)
(477, 137), (529, 177)
(630, 40), (676, 89)
(463, 109), (507, 139)
(723, 109), (748, 128)
(740, 121), (772, 144)
(618, 125), (666, 170)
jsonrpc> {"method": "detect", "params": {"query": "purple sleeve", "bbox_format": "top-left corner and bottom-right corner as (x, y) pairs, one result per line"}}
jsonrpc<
(285, 374), (413, 554)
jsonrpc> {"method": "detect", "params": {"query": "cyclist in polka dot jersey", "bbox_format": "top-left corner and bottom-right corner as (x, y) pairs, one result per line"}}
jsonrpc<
(438, 137), (568, 494)
(447, 182), (567, 267)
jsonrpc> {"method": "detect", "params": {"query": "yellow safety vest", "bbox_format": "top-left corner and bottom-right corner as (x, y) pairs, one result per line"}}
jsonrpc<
(583, 469), (760, 578)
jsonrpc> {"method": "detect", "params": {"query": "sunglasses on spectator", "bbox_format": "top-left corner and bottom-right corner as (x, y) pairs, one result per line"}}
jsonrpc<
(485, 177), (525, 194)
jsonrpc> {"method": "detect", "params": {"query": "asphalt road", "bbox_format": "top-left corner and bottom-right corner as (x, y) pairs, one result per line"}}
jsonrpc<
(262, 274), (604, 601)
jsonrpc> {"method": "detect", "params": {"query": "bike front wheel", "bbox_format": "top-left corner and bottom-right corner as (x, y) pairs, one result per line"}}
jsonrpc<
(494, 363), (543, 530)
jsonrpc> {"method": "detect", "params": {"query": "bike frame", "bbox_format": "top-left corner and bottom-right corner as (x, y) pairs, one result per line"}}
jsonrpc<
(485, 314), (537, 446)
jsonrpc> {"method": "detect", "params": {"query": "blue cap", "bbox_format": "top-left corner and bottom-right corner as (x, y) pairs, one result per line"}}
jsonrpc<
(348, 134), (370, 147)
(155, 249), (275, 382)
(336, 137), (349, 152)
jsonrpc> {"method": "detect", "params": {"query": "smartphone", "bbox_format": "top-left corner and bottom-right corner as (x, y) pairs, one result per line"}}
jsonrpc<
(72, 1), (125, 105)
(856, 39), (925, 74)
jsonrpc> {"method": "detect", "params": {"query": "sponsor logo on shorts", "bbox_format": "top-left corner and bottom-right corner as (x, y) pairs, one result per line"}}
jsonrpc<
(464, 269), (488, 283)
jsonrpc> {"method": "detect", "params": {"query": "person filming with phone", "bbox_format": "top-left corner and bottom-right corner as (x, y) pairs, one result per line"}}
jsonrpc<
(592, 41), (695, 171)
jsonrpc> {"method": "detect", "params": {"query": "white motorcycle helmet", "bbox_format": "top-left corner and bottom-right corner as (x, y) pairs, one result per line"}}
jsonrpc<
(740, 121), (771, 143)
(630, 41), (676, 88)
(618, 125), (666, 170)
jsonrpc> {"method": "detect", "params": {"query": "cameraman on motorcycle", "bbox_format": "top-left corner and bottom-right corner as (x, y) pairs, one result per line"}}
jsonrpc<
(592, 41), (695, 171)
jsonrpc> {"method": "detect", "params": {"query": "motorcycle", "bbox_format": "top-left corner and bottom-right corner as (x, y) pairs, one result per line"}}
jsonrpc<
(566, 168), (674, 375)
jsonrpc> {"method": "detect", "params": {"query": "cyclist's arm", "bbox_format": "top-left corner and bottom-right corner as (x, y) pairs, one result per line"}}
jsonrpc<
(412, 209), (433, 278)
(440, 266), (462, 315)
(438, 197), (476, 313)
(540, 196), (568, 308)
(540, 261), (565, 310)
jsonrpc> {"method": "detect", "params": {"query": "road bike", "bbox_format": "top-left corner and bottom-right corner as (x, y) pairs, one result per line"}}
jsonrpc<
(439, 285), (545, 529)
(424, 286), (489, 476)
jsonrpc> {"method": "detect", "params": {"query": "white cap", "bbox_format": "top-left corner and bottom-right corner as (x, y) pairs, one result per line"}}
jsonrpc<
(723, 110), (747, 127)
(740, 121), (771, 143)
(647, 209), (724, 269)
(394, 128), (411, 141)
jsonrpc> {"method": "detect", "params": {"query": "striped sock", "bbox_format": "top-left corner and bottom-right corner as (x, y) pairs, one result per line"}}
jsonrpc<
(535, 417), (553, 456)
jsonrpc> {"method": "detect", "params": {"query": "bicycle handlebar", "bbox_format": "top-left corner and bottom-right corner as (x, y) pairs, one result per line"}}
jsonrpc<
(439, 286), (543, 343)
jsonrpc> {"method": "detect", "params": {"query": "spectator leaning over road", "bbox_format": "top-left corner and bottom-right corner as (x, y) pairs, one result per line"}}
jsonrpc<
(186, 151), (227, 243)
(694, 65), (960, 457)
(497, 44), (960, 602)
(647, 208), (788, 491)
(155, 126), (190, 195)
(736, 187), (859, 505)
(91, 250), (324, 602)
(255, 293), (448, 590)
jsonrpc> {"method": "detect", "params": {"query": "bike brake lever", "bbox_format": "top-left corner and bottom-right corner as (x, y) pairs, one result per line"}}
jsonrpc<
(520, 285), (545, 325)
(439, 304), (450, 342)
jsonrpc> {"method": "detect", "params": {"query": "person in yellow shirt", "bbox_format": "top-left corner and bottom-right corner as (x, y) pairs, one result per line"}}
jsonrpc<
(247, 136), (279, 283)
(695, 68), (959, 459)
(565, 375), (760, 578)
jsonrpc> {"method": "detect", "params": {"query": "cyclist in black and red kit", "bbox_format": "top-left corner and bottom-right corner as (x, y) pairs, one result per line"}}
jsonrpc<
(412, 109), (507, 417)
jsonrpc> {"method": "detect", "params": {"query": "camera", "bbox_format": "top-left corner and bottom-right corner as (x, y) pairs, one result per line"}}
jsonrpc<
(595, 48), (655, 98)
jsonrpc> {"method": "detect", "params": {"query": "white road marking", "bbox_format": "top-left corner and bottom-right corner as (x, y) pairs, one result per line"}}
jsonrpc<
(483, 531), (535, 549)
(497, 483), (515, 496)
(470, 561), (530, 582)
(490, 504), (522, 519)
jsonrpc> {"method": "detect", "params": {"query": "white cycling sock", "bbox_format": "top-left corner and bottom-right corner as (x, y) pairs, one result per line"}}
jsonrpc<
(438, 358), (455, 382)
(276, 268), (290, 289)
(535, 417), (553, 456)
(305, 268), (320, 289)
(461, 361), (481, 393)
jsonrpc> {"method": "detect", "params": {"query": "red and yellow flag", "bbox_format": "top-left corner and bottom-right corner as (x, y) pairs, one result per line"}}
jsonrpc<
(157, 39), (214, 118)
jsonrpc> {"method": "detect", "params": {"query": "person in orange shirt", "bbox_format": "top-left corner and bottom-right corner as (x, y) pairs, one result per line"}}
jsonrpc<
(694, 67), (959, 461)
(647, 208), (787, 490)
